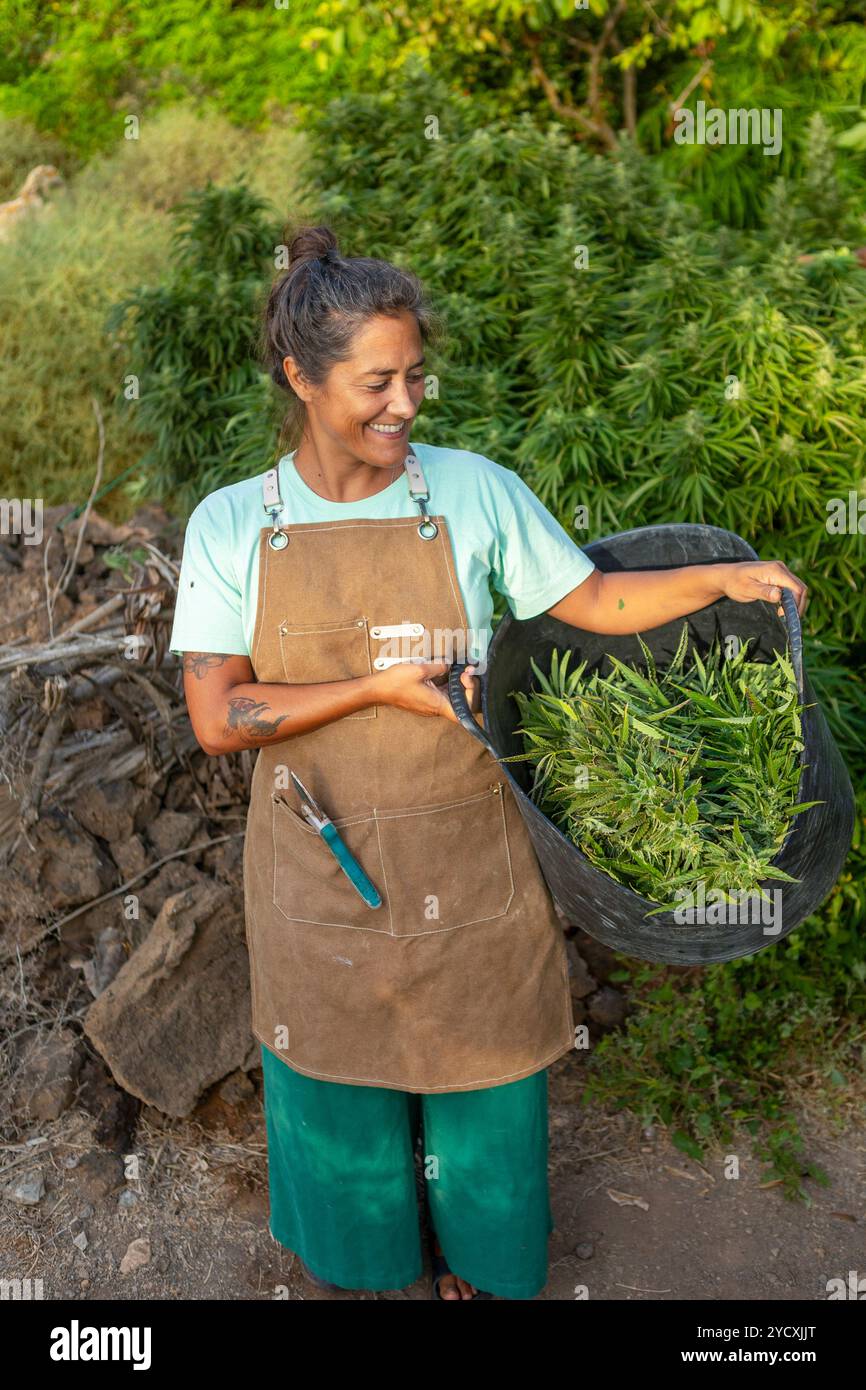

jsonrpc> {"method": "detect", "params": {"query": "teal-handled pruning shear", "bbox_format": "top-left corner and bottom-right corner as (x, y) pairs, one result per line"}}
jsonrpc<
(290, 771), (382, 909)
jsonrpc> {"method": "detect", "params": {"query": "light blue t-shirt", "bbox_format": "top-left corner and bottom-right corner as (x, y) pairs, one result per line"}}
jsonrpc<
(168, 442), (596, 667)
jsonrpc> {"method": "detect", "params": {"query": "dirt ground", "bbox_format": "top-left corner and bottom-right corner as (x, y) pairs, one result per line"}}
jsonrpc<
(3, 1045), (863, 1304)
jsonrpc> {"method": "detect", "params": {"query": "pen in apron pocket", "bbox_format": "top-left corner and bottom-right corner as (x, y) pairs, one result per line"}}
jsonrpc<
(290, 771), (382, 909)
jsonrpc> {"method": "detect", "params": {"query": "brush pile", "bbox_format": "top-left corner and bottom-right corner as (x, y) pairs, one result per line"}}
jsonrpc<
(0, 501), (257, 1121)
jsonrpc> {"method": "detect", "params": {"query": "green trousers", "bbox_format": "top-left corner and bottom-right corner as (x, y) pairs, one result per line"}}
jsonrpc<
(260, 1044), (554, 1298)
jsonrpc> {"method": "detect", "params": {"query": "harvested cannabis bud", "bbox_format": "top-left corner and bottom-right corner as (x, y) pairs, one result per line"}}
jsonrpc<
(504, 624), (821, 916)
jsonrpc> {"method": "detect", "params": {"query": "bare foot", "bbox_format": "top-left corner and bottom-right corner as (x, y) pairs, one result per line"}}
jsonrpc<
(433, 1234), (479, 1300)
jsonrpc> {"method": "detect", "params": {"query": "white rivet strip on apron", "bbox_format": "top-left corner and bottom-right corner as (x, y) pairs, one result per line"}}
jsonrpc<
(370, 622), (426, 669)
(369, 623), (424, 639)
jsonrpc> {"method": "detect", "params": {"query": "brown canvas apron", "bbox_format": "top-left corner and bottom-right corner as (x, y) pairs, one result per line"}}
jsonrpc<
(242, 449), (575, 1093)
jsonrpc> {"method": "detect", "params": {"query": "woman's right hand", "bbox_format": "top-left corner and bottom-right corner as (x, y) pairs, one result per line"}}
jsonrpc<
(371, 658), (462, 720)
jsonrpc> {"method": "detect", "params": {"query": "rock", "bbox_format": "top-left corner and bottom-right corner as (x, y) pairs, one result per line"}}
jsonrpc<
(15, 1028), (83, 1121)
(69, 1151), (124, 1203)
(0, 540), (21, 573)
(14, 810), (116, 912)
(565, 939), (597, 999)
(72, 1230), (88, 1252)
(587, 985), (628, 1028)
(117, 1189), (139, 1209)
(138, 861), (201, 916)
(61, 897), (127, 953)
(145, 810), (204, 859)
(2, 1170), (45, 1204)
(66, 538), (95, 566)
(164, 773), (199, 811)
(20, 517), (68, 573)
(218, 1069), (256, 1108)
(63, 510), (135, 548)
(202, 835), (245, 889)
(119, 1237), (151, 1276)
(74, 781), (153, 843)
(82, 926), (128, 996)
(574, 1241), (594, 1260)
(83, 872), (254, 1116)
(109, 834), (150, 882)
(126, 502), (177, 540)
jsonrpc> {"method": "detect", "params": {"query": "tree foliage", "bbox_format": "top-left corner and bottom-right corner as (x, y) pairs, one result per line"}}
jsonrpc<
(2, 1), (865, 225)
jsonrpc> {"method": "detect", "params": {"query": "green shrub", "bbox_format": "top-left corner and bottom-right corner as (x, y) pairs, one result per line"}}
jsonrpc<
(105, 181), (282, 515)
(0, 170), (168, 511)
(72, 101), (308, 216)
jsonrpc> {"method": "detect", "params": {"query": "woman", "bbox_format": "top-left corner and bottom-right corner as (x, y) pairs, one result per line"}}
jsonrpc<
(170, 225), (807, 1300)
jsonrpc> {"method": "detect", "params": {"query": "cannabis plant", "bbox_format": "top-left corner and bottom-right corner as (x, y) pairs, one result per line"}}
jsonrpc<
(504, 626), (823, 915)
(106, 182), (281, 513)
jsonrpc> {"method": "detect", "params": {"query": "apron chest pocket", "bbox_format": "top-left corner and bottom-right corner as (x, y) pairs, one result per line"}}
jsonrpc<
(271, 784), (514, 936)
(272, 795), (386, 931)
(278, 616), (375, 721)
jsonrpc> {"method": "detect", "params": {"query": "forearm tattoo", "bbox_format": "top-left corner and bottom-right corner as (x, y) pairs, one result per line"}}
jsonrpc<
(183, 652), (232, 680)
(224, 697), (287, 745)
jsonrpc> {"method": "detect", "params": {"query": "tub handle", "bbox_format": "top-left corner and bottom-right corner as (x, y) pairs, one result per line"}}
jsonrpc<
(447, 662), (501, 760)
(778, 585), (805, 702)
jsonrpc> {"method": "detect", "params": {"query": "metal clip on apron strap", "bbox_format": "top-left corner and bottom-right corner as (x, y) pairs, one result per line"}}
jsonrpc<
(404, 447), (438, 540)
(262, 449), (438, 547)
(263, 467), (288, 550)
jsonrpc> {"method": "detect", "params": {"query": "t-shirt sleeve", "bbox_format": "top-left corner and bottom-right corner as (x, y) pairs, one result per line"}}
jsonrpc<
(169, 503), (249, 657)
(491, 470), (596, 619)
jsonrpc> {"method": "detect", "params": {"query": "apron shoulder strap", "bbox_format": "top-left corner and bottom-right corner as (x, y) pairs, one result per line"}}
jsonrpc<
(262, 448), (436, 540)
(263, 453), (426, 506)
(404, 444), (428, 499)
(263, 465), (282, 515)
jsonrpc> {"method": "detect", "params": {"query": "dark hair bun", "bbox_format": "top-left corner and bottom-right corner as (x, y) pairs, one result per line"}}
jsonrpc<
(287, 225), (339, 268)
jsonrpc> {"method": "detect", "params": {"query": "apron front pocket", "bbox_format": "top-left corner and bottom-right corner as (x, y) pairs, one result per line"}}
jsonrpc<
(271, 794), (387, 930)
(278, 616), (375, 721)
(376, 782), (514, 936)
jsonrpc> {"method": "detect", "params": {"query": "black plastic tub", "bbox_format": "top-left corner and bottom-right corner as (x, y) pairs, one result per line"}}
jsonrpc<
(448, 523), (855, 966)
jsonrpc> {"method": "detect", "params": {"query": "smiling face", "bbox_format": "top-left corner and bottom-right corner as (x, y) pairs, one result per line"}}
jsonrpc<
(282, 309), (426, 471)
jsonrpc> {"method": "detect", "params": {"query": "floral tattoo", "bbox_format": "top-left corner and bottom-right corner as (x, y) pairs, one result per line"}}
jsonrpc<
(183, 653), (233, 680)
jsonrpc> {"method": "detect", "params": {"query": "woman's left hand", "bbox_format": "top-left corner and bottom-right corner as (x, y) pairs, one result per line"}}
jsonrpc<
(720, 561), (809, 619)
